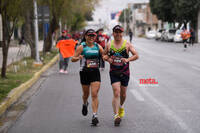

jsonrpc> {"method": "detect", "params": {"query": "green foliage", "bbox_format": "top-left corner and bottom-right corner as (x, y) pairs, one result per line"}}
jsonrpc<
(150, 0), (200, 24)
(119, 8), (132, 24)
(0, 0), (22, 19)
(150, 0), (176, 22)
(37, 0), (98, 31)
(174, 0), (200, 23)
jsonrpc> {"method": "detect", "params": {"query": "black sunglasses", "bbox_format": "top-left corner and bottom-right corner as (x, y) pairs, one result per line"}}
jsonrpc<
(87, 34), (96, 37)
(114, 30), (123, 33)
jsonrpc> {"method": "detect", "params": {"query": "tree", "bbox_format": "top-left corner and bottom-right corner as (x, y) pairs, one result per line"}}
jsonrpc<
(40, 0), (99, 53)
(150, 0), (176, 23)
(0, 0), (22, 78)
(39, 0), (68, 53)
(150, 0), (200, 24)
(21, 0), (36, 59)
(119, 8), (132, 25)
(64, 0), (98, 32)
(150, 0), (200, 41)
(174, 0), (200, 28)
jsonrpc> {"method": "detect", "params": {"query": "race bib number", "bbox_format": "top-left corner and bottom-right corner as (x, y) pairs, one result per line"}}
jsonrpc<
(112, 56), (123, 66)
(86, 59), (99, 68)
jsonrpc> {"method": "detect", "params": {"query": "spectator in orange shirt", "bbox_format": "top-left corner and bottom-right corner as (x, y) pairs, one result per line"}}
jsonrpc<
(56, 30), (70, 74)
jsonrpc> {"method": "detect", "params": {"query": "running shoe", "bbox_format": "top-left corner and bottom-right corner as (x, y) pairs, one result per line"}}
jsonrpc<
(59, 69), (64, 73)
(91, 115), (99, 126)
(82, 102), (88, 116)
(64, 70), (68, 74)
(118, 107), (125, 118)
(114, 114), (121, 126)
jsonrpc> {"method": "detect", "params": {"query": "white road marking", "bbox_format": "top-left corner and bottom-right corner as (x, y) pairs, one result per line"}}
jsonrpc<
(132, 78), (194, 133)
(130, 89), (145, 102)
(192, 66), (200, 71)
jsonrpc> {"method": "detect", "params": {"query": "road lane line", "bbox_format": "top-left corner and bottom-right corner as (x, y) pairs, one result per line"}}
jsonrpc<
(130, 89), (145, 102)
(132, 78), (193, 133)
(192, 66), (200, 71)
(130, 75), (145, 101)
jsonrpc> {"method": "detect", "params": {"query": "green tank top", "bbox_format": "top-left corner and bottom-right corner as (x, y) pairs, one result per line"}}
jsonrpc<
(81, 42), (100, 59)
(110, 40), (127, 53)
(109, 40), (130, 76)
(80, 42), (100, 69)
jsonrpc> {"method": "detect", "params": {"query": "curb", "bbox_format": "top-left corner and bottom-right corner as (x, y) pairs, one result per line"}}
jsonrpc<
(0, 54), (59, 116)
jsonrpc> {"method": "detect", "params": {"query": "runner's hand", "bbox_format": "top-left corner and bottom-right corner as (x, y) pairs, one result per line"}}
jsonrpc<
(79, 55), (84, 60)
(108, 58), (113, 64)
(121, 58), (129, 63)
(103, 55), (109, 61)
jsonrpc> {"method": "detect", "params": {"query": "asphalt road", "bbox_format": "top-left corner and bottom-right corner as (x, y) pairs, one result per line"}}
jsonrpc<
(7, 38), (200, 133)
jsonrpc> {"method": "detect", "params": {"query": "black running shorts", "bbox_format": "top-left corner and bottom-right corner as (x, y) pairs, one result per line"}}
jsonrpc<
(109, 71), (130, 87)
(79, 69), (101, 85)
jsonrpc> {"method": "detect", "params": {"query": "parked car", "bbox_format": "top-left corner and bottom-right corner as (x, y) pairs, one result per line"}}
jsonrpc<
(160, 30), (167, 41)
(155, 29), (165, 40)
(146, 30), (156, 39)
(162, 29), (176, 42)
(173, 29), (183, 43)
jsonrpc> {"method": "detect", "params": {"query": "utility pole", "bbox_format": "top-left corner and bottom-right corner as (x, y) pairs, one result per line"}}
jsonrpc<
(131, 4), (136, 36)
(124, 9), (127, 34)
(33, 0), (42, 65)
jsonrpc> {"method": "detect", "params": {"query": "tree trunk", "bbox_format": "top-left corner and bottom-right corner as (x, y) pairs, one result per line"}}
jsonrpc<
(1, 17), (11, 78)
(197, 9), (200, 43)
(1, 41), (9, 78)
(24, 9), (35, 59)
(43, 16), (59, 53)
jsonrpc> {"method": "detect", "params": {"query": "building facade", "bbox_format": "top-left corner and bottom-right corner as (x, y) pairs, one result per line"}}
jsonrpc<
(128, 2), (159, 37)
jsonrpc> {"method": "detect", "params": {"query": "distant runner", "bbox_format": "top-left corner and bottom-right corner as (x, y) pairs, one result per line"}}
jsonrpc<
(181, 28), (191, 51)
(95, 28), (110, 71)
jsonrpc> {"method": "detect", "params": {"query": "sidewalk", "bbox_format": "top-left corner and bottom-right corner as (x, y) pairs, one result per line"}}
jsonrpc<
(0, 41), (44, 69)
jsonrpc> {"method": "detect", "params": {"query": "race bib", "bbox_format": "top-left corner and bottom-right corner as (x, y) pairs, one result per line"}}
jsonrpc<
(86, 59), (99, 68)
(112, 56), (123, 66)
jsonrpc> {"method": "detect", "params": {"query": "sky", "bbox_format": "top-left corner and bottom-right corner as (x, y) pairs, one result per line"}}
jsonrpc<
(93, 0), (149, 23)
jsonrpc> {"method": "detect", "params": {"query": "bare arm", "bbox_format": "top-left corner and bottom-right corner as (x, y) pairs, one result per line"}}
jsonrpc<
(103, 42), (113, 63)
(71, 45), (84, 62)
(103, 42), (110, 59)
(98, 44), (105, 57)
(121, 42), (139, 63)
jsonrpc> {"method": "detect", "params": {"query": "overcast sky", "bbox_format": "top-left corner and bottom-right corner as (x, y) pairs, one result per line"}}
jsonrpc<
(93, 0), (149, 23)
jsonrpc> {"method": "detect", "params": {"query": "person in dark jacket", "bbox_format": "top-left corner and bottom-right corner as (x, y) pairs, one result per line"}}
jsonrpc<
(189, 28), (195, 46)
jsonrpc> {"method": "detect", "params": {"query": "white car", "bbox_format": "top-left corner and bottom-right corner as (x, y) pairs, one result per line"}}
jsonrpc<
(155, 29), (165, 40)
(146, 30), (156, 39)
(173, 29), (183, 43)
(164, 29), (176, 42)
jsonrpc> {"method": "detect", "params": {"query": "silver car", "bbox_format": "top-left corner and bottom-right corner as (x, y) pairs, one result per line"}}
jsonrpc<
(173, 29), (183, 43)
(155, 29), (165, 40)
(164, 29), (177, 42)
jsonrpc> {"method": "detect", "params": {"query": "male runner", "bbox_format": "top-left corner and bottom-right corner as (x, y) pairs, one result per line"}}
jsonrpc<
(104, 25), (139, 126)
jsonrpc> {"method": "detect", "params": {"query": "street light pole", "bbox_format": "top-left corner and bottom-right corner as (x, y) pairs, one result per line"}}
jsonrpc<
(124, 9), (127, 34)
(33, 0), (41, 63)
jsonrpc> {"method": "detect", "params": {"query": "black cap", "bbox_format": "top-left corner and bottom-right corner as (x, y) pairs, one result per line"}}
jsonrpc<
(85, 29), (96, 36)
(113, 25), (124, 32)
